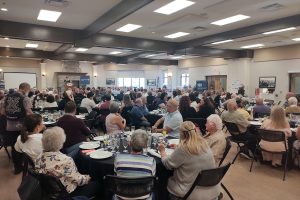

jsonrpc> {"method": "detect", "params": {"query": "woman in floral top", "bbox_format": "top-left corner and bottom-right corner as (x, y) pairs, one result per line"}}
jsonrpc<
(35, 126), (99, 198)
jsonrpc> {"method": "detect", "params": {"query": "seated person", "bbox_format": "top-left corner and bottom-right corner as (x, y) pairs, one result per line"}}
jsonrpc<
(204, 114), (226, 165)
(285, 97), (300, 114)
(236, 98), (251, 120)
(131, 98), (150, 127)
(158, 121), (219, 200)
(57, 101), (90, 158)
(44, 94), (58, 108)
(80, 92), (96, 113)
(114, 129), (156, 200)
(105, 101), (126, 134)
(35, 127), (99, 198)
(197, 97), (215, 119)
(14, 114), (45, 161)
(152, 99), (183, 138)
(260, 106), (292, 166)
(221, 99), (256, 157)
(179, 96), (196, 120)
(97, 94), (111, 110)
(58, 90), (74, 110)
(252, 97), (271, 118)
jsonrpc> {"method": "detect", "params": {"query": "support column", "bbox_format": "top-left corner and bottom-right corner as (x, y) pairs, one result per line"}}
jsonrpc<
(40, 62), (47, 90)
(93, 64), (98, 88)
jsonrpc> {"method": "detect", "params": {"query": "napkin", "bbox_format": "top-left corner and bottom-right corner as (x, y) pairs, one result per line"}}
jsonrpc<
(81, 149), (96, 155)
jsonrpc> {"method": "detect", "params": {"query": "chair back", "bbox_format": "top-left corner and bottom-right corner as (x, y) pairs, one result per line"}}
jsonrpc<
(185, 118), (207, 135)
(219, 137), (232, 166)
(182, 163), (231, 200)
(223, 121), (241, 135)
(22, 153), (35, 178)
(257, 128), (286, 144)
(43, 107), (59, 113)
(103, 175), (157, 198)
(254, 112), (270, 118)
(77, 107), (89, 114)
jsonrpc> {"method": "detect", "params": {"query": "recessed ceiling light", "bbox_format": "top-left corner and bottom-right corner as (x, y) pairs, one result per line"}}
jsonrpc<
(211, 14), (250, 26)
(37, 9), (62, 22)
(75, 48), (88, 52)
(116, 24), (142, 32)
(292, 38), (300, 41)
(165, 32), (190, 39)
(4, 37), (9, 40)
(145, 54), (155, 58)
(109, 51), (122, 55)
(241, 44), (264, 49)
(5, 45), (10, 48)
(6, 56), (9, 58)
(1, 8), (7, 12)
(25, 43), (39, 48)
(211, 39), (234, 45)
(154, 0), (195, 15)
(263, 27), (296, 35)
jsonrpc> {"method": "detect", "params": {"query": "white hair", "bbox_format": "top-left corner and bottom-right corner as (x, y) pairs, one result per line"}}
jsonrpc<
(42, 127), (66, 152)
(130, 129), (148, 152)
(207, 114), (223, 131)
(288, 97), (298, 106)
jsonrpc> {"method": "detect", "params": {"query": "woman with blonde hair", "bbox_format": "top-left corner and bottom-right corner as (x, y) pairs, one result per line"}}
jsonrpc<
(158, 121), (219, 200)
(259, 106), (292, 166)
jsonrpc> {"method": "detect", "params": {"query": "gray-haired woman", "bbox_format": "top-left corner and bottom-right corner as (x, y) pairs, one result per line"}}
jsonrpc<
(35, 126), (100, 198)
(105, 101), (126, 134)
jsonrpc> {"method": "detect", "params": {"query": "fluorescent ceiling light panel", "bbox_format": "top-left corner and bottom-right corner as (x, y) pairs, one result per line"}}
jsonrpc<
(211, 14), (250, 26)
(75, 48), (88, 52)
(211, 39), (234, 45)
(1, 8), (8, 11)
(292, 38), (300, 41)
(154, 0), (195, 15)
(116, 24), (142, 32)
(4, 37), (9, 40)
(37, 9), (62, 22)
(172, 56), (183, 59)
(25, 43), (39, 48)
(263, 27), (296, 35)
(109, 51), (122, 55)
(165, 32), (190, 39)
(145, 54), (155, 58)
(241, 44), (264, 49)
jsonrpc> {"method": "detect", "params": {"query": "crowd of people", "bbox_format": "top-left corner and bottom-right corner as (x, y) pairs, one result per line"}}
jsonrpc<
(1, 82), (300, 199)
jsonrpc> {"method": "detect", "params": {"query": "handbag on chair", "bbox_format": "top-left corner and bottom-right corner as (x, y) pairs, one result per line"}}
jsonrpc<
(17, 170), (42, 200)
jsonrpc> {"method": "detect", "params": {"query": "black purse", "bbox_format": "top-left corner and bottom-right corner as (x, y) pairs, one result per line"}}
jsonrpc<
(17, 170), (42, 200)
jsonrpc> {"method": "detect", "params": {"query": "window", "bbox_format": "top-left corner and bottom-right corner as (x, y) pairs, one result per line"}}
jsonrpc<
(163, 72), (168, 86)
(117, 78), (145, 88)
(181, 73), (189, 87)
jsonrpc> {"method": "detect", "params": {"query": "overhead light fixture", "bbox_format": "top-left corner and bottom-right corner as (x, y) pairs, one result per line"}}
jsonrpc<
(75, 48), (88, 52)
(4, 37), (9, 40)
(292, 38), (300, 41)
(37, 9), (62, 22)
(263, 27), (296, 35)
(165, 32), (190, 39)
(116, 24), (142, 32)
(25, 43), (39, 48)
(211, 39), (234, 45)
(241, 44), (264, 49)
(5, 45), (10, 48)
(154, 0), (195, 15)
(171, 56), (183, 59)
(1, 8), (7, 11)
(109, 51), (122, 55)
(145, 54), (155, 58)
(211, 14), (250, 26)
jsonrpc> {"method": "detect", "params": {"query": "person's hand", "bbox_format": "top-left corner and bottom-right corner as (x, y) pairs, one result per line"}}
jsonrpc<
(169, 144), (177, 149)
(158, 143), (165, 153)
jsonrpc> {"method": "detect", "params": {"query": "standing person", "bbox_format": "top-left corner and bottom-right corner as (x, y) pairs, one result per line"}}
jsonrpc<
(14, 114), (45, 161)
(1, 82), (33, 174)
(158, 121), (219, 200)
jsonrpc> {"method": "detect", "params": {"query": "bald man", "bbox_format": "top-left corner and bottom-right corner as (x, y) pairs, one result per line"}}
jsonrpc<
(152, 99), (183, 138)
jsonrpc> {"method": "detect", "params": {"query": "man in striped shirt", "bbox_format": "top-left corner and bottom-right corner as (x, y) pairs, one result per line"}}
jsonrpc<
(114, 129), (156, 199)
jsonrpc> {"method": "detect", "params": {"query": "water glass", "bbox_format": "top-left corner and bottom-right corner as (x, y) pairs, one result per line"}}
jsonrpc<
(103, 135), (109, 150)
(116, 138), (120, 153)
(131, 126), (135, 132)
(122, 137), (129, 153)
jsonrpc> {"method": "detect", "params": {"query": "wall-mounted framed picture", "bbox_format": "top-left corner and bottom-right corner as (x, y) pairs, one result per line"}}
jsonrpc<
(147, 79), (156, 86)
(259, 76), (276, 88)
(106, 78), (116, 86)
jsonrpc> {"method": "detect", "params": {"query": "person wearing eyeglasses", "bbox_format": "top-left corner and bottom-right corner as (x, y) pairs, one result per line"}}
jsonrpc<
(158, 121), (219, 200)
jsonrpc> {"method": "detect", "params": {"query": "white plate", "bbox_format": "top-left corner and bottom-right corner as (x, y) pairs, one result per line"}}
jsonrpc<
(93, 136), (104, 141)
(89, 150), (113, 159)
(249, 121), (262, 126)
(79, 142), (100, 150)
(168, 139), (179, 145)
(76, 115), (86, 119)
(43, 121), (56, 125)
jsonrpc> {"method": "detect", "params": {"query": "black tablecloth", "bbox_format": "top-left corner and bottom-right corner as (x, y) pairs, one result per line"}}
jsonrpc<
(77, 151), (172, 200)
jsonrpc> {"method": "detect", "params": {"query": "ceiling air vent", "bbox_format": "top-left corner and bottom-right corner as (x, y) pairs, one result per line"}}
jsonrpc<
(192, 26), (206, 32)
(260, 3), (284, 11)
(44, 0), (70, 8)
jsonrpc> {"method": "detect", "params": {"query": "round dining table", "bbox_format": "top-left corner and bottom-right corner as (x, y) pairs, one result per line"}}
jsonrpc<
(77, 138), (173, 200)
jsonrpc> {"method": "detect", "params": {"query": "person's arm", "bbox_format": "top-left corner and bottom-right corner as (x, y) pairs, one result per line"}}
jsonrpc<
(296, 127), (300, 140)
(65, 157), (91, 186)
(14, 136), (22, 153)
(79, 119), (91, 136)
(152, 117), (164, 131)
(23, 97), (33, 115)
(160, 147), (186, 170)
(114, 115), (126, 129)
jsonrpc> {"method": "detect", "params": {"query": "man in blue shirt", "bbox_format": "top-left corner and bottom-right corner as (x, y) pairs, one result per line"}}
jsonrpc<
(131, 98), (150, 127)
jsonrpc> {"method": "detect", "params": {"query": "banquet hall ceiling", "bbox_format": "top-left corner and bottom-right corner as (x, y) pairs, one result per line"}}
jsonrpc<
(0, 0), (300, 64)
